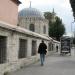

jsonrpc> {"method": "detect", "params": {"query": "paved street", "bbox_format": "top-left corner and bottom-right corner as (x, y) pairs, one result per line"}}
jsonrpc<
(10, 52), (75, 75)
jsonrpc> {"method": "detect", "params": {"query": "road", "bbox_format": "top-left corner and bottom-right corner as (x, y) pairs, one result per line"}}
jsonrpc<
(10, 52), (75, 75)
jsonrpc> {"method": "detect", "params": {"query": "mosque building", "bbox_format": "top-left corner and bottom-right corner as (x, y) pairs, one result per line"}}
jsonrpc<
(0, 0), (60, 75)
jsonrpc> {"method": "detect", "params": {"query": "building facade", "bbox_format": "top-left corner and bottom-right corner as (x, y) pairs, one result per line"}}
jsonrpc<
(0, 1), (60, 75)
(18, 8), (48, 36)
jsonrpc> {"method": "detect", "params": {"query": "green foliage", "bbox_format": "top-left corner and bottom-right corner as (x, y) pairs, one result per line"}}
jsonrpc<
(44, 12), (53, 21)
(49, 17), (65, 41)
(44, 12), (65, 41)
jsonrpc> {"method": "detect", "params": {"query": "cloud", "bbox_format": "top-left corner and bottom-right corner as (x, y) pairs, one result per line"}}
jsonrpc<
(19, 0), (66, 8)
(19, 0), (71, 11)
(19, 0), (74, 33)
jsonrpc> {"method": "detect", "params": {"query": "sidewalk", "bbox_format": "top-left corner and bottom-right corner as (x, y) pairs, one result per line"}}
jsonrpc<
(9, 53), (75, 75)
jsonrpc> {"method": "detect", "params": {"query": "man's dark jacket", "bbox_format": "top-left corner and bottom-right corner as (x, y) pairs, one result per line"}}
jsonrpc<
(38, 42), (47, 54)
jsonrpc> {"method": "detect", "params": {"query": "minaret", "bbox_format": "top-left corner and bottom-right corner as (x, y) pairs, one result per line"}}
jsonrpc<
(52, 8), (54, 14)
(52, 8), (55, 16)
(52, 8), (56, 22)
(29, 1), (31, 8)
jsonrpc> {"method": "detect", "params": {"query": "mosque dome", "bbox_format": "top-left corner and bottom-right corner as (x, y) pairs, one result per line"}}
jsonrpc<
(19, 8), (45, 19)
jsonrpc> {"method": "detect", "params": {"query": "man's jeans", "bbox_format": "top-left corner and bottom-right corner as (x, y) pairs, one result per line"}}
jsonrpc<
(40, 54), (45, 65)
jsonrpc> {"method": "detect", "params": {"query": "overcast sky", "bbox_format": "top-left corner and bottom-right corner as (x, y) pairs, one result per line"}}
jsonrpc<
(19, 0), (75, 35)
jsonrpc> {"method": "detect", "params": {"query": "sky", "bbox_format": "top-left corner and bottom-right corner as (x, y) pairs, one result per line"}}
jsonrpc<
(19, 0), (75, 35)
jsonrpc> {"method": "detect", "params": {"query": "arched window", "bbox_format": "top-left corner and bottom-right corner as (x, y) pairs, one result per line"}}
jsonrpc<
(43, 25), (46, 34)
(29, 24), (35, 32)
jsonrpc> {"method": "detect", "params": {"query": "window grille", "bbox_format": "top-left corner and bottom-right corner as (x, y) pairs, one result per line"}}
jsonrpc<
(43, 25), (46, 34)
(31, 40), (37, 56)
(18, 39), (27, 58)
(0, 36), (7, 64)
(29, 24), (35, 32)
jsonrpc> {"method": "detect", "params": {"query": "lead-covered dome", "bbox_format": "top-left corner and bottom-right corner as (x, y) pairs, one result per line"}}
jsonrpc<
(19, 8), (45, 19)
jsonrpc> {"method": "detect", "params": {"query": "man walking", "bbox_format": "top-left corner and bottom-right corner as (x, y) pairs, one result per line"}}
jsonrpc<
(38, 40), (47, 66)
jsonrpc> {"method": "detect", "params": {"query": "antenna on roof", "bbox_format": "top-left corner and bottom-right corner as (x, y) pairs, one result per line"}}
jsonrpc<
(29, 1), (31, 8)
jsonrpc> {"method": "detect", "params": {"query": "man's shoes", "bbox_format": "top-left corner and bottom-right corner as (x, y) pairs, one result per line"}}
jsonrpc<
(41, 63), (44, 66)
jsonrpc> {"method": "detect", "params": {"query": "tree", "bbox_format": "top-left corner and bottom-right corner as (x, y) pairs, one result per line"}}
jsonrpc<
(44, 12), (65, 41)
(44, 12), (53, 22)
(44, 11), (56, 23)
(49, 17), (65, 41)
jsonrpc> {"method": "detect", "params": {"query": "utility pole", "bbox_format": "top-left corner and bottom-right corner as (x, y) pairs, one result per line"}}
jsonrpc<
(71, 22), (74, 33)
(71, 22), (74, 47)
(71, 21), (75, 47)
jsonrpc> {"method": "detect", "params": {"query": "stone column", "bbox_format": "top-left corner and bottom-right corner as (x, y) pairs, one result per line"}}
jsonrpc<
(27, 38), (32, 57)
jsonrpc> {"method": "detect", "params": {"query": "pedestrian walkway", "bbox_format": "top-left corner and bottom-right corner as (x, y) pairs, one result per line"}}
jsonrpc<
(10, 53), (75, 75)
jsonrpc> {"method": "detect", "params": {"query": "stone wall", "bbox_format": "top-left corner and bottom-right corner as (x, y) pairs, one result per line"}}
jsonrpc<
(18, 17), (48, 36)
(0, 25), (49, 75)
